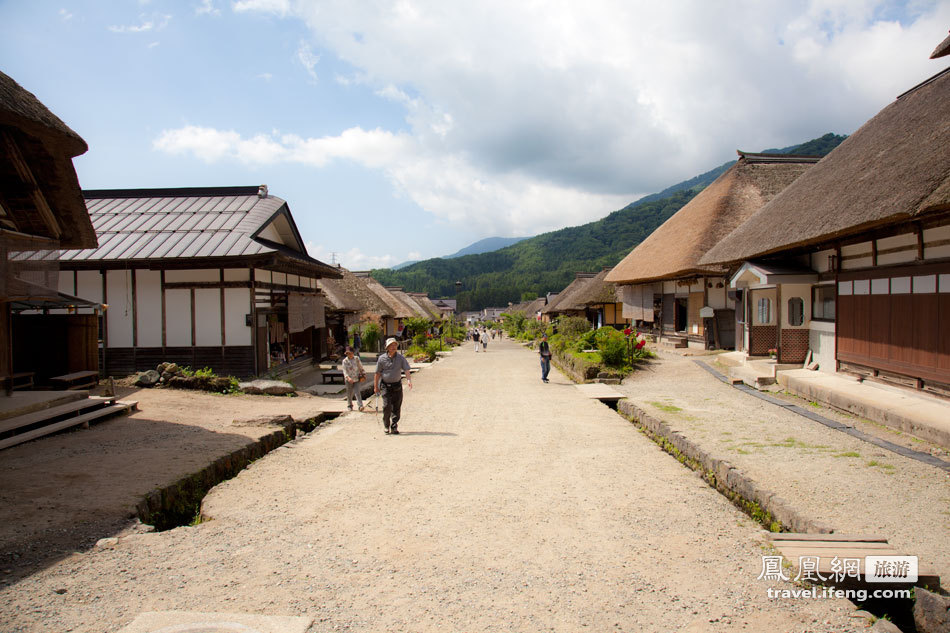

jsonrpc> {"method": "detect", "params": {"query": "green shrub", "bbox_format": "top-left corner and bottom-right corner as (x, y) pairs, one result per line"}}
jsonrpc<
(522, 319), (545, 340)
(576, 329), (597, 351)
(600, 337), (627, 368)
(424, 339), (441, 360)
(413, 333), (427, 348)
(556, 316), (592, 340)
(361, 322), (381, 352)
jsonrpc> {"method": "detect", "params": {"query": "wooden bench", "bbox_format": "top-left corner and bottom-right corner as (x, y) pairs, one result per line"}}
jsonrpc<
(49, 371), (99, 391)
(321, 370), (345, 384)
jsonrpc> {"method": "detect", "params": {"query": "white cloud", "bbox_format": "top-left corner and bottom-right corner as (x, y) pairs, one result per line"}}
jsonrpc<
(108, 13), (172, 33)
(169, 1), (949, 237)
(256, 72), (273, 81)
(232, 0), (290, 16)
(59, 8), (73, 21)
(296, 42), (320, 80)
(195, 0), (221, 16)
(305, 242), (401, 270)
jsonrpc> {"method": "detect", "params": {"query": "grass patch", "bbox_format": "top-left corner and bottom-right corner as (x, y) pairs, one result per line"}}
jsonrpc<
(867, 460), (896, 473)
(834, 451), (861, 458)
(647, 401), (682, 413)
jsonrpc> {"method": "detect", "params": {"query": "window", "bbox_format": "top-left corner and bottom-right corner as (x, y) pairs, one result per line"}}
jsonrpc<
(756, 298), (771, 324)
(812, 285), (835, 321)
(787, 297), (804, 326)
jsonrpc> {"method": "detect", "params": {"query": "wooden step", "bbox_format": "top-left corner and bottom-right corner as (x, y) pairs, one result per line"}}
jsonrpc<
(0, 401), (136, 450)
(0, 396), (116, 435)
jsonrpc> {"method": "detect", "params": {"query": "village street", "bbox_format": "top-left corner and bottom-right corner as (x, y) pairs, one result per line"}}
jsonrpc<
(0, 338), (868, 633)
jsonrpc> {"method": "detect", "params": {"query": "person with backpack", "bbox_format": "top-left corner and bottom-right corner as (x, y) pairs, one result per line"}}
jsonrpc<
(539, 333), (552, 383)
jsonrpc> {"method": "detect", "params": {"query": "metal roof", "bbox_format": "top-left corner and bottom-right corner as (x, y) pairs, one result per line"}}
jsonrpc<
(43, 187), (339, 277)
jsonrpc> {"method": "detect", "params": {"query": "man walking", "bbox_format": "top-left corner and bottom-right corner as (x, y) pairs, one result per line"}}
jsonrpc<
(374, 337), (413, 434)
(539, 333), (552, 383)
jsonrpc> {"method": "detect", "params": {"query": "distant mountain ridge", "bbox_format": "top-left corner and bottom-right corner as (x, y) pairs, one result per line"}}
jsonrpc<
(372, 133), (846, 310)
(391, 236), (531, 269)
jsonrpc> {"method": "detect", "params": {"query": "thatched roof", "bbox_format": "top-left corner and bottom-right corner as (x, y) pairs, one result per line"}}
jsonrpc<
(318, 270), (364, 313)
(606, 152), (818, 284)
(331, 268), (394, 317)
(408, 293), (443, 319)
(542, 272), (598, 314)
(701, 67), (950, 266)
(506, 297), (545, 316)
(573, 268), (620, 306)
(354, 273), (415, 319)
(932, 32), (950, 59)
(0, 70), (96, 249)
(389, 288), (430, 319)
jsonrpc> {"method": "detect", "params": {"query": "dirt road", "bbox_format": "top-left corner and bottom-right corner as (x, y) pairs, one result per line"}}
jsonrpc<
(0, 338), (863, 632)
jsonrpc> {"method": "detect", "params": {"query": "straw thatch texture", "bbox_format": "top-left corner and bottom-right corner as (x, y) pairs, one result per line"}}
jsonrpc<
(332, 269), (393, 318)
(572, 269), (619, 306)
(605, 153), (818, 284)
(318, 274), (364, 313)
(409, 293), (443, 320)
(932, 32), (950, 59)
(354, 274), (415, 319)
(507, 297), (545, 316)
(542, 272), (598, 314)
(701, 68), (950, 265)
(0, 70), (96, 249)
(389, 288), (430, 319)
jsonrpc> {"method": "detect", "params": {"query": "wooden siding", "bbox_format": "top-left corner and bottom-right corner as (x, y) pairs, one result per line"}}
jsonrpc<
(837, 264), (950, 386)
(102, 346), (255, 379)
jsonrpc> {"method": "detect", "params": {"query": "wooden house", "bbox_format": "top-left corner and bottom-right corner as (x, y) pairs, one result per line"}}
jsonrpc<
(353, 273), (414, 337)
(571, 268), (628, 329)
(53, 186), (341, 378)
(319, 267), (396, 352)
(701, 63), (950, 394)
(1, 70), (100, 391)
(605, 152), (819, 349)
(540, 272), (598, 323)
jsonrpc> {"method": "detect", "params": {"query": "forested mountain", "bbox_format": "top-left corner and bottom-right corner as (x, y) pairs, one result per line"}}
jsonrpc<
(371, 133), (846, 311)
(446, 236), (529, 258)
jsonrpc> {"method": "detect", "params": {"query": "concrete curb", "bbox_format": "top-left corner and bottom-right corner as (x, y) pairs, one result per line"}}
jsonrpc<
(617, 400), (834, 535)
(135, 412), (337, 530)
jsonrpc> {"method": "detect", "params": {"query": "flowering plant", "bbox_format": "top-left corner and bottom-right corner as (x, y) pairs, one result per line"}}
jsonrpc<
(768, 348), (778, 358)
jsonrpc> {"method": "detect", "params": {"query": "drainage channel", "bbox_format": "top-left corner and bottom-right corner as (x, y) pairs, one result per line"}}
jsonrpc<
(135, 412), (340, 531)
(692, 360), (950, 472)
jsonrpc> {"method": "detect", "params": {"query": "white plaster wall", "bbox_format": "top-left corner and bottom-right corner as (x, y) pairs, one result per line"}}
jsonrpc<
(165, 269), (219, 283)
(224, 268), (249, 282)
(809, 320), (836, 373)
(810, 249), (835, 274)
(662, 281), (675, 294)
(76, 271), (103, 304)
(195, 288), (222, 346)
(224, 288), (252, 346)
(254, 269), (272, 284)
(876, 233), (917, 266)
(165, 289), (192, 346)
(273, 272), (287, 286)
(781, 283), (811, 329)
(136, 270), (162, 347)
(708, 284), (727, 310)
(689, 280), (703, 293)
(925, 224), (950, 259)
(841, 242), (873, 270)
(106, 270), (134, 348)
(257, 224), (280, 242)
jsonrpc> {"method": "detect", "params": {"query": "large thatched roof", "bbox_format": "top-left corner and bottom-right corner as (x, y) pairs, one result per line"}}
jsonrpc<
(507, 297), (545, 316)
(318, 272), (364, 313)
(932, 32), (950, 59)
(605, 152), (818, 284)
(408, 293), (443, 319)
(573, 268), (620, 306)
(332, 268), (394, 317)
(0, 70), (96, 249)
(354, 273), (415, 319)
(387, 287), (430, 319)
(702, 67), (950, 265)
(542, 272), (598, 314)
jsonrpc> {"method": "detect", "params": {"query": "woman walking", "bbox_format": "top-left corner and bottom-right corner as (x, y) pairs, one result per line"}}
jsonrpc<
(342, 346), (366, 411)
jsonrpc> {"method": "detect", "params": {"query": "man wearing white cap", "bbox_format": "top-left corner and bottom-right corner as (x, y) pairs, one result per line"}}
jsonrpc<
(374, 337), (413, 434)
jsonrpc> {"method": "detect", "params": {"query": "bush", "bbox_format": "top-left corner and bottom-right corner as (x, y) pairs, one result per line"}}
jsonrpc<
(600, 337), (627, 368)
(361, 322), (381, 352)
(556, 316), (591, 340)
(413, 333), (427, 348)
(424, 339), (441, 360)
(522, 319), (545, 340)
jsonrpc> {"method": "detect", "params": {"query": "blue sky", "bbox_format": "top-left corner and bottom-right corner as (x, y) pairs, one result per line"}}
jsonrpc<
(1, 1), (947, 269)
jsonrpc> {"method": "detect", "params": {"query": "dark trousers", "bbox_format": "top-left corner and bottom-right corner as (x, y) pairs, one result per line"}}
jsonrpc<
(381, 381), (403, 430)
(540, 357), (551, 380)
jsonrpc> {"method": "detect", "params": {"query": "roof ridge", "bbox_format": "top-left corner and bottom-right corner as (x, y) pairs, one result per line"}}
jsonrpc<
(83, 186), (264, 199)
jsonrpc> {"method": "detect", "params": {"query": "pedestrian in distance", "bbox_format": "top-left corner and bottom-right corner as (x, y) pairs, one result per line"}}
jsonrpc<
(539, 333), (552, 383)
(481, 330), (488, 351)
(352, 330), (362, 355)
(342, 346), (365, 411)
(374, 337), (413, 434)
(472, 329), (480, 352)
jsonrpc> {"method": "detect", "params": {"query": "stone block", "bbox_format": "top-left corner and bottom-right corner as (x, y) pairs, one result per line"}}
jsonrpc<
(914, 588), (950, 633)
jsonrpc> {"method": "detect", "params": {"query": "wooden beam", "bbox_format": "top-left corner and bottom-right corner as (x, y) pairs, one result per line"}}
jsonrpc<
(0, 131), (62, 240)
